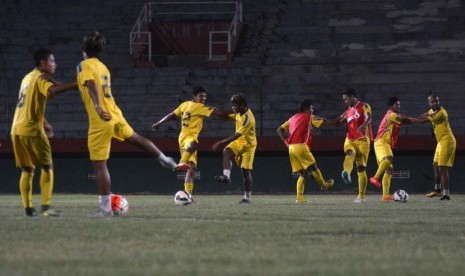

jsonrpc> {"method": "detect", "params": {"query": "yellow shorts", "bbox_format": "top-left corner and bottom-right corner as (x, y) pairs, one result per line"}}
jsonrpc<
(88, 119), (134, 161)
(12, 131), (52, 168)
(433, 138), (456, 167)
(226, 140), (256, 170)
(344, 137), (370, 167)
(179, 135), (198, 164)
(374, 140), (393, 164)
(288, 143), (316, 173)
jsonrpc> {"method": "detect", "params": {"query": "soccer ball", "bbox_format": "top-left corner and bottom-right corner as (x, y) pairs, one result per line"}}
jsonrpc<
(99, 194), (129, 215)
(174, 191), (192, 206)
(393, 189), (409, 202)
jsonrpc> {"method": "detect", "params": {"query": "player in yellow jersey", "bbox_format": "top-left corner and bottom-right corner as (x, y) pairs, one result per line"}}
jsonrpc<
(213, 94), (257, 204)
(11, 48), (77, 217)
(77, 31), (176, 217)
(152, 86), (226, 198)
(409, 95), (456, 201)
(277, 99), (335, 203)
(369, 97), (415, 202)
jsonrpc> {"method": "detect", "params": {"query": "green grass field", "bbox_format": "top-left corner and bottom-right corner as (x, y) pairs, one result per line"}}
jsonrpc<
(1, 194), (464, 276)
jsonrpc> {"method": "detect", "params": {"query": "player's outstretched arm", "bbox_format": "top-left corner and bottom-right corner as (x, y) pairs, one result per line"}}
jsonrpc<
(152, 112), (176, 131)
(47, 82), (78, 97)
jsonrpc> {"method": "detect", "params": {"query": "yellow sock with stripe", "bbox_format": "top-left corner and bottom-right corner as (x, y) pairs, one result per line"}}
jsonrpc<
(184, 182), (194, 195)
(375, 159), (391, 179)
(343, 155), (355, 174)
(311, 169), (326, 189)
(19, 172), (34, 208)
(382, 172), (392, 197)
(180, 151), (192, 164)
(296, 176), (305, 200)
(40, 169), (54, 206)
(357, 171), (367, 198)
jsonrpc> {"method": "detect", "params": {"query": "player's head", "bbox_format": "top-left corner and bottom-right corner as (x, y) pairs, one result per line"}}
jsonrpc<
(81, 31), (106, 58)
(299, 99), (313, 114)
(428, 94), (440, 111)
(342, 87), (357, 107)
(388, 96), (400, 113)
(231, 93), (248, 113)
(34, 48), (56, 74)
(192, 86), (207, 104)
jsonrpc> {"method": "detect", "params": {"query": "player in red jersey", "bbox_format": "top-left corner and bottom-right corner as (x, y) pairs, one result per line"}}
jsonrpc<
(277, 99), (335, 203)
(334, 88), (373, 202)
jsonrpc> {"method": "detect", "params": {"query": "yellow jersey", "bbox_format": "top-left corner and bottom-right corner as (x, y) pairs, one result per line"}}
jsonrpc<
(428, 107), (454, 142)
(76, 57), (124, 128)
(174, 101), (214, 140)
(11, 69), (53, 136)
(231, 108), (257, 147)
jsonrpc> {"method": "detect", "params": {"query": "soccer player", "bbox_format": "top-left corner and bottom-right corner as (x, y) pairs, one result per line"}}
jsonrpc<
(11, 48), (77, 217)
(369, 97), (414, 202)
(277, 99), (334, 203)
(335, 88), (373, 203)
(213, 94), (256, 204)
(409, 95), (456, 200)
(152, 86), (226, 197)
(77, 31), (176, 217)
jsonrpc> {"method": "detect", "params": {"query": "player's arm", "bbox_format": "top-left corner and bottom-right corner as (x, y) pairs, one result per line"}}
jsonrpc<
(152, 112), (176, 131)
(358, 106), (372, 134)
(276, 123), (289, 148)
(40, 73), (77, 97)
(212, 132), (242, 152)
(86, 79), (111, 121)
(43, 118), (54, 138)
(331, 111), (347, 126)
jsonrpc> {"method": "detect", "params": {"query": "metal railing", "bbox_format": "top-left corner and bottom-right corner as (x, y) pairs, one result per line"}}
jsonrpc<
(129, 1), (242, 63)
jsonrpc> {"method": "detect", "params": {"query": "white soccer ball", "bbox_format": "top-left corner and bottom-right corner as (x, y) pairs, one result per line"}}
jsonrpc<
(99, 194), (129, 215)
(393, 189), (409, 202)
(174, 191), (192, 206)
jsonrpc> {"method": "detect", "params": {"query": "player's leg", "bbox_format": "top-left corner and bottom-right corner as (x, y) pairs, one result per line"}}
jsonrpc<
(12, 135), (38, 216)
(427, 143), (442, 197)
(438, 139), (455, 200)
(309, 163), (334, 191)
(179, 140), (198, 169)
(214, 144), (236, 183)
(296, 169), (307, 203)
(39, 164), (60, 216)
(370, 141), (392, 188)
(125, 131), (176, 170)
(381, 164), (394, 202)
(184, 162), (196, 195)
(341, 139), (355, 185)
(240, 168), (253, 203)
(92, 160), (113, 215)
(354, 139), (370, 202)
(438, 166), (450, 200)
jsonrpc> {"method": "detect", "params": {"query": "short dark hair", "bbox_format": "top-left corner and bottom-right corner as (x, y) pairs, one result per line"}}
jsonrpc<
(343, 87), (357, 98)
(193, 86), (206, 95)
(387, 96), (399, 107)
(299, 99), (312, 112)
(33, 48), (52, 67)
(231, 93), (247, 108)
(82, 31), (106, 57)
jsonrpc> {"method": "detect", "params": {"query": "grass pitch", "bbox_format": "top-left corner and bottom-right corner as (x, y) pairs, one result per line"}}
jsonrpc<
(1, 194), (464, 276)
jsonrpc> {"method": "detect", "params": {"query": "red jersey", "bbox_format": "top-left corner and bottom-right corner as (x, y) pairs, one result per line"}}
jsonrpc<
(280, 113), (324, 149)
(374, 110), (401, 148)
(345, 101), (373, 141)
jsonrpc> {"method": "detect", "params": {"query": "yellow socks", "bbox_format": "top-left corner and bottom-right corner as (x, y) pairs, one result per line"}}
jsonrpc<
(184, 182), (194, 195)
(375, 159), (391, 179)
(382, 166), (393, 197)
(311, 169), (326, 189)
(19, 172), (34, 208)
(357, 171), (367, 198)
(40, 169), (54, 206)
(296, 176), (305, 200)
(343, 155), (355, 174)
